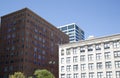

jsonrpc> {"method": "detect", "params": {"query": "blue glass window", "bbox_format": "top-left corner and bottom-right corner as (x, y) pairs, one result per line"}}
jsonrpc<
(68, 25), (74, 29)
(61, 27), (67, 31)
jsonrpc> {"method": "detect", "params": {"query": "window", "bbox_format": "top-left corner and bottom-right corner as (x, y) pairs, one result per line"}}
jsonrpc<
(12, 33), (15, 38)
(116, 71), (120, 78)
(113, 40), (120, 48)
(68, 29), (74, 32)
(9, 66), (13, 71)
(88, 45), (93, 51)
(104, 42), (110, 49)
(4, 67), (8, 72)
(61, 49), (64, 56)
(81, 73), (86, 78)
(81, 64), (86, 71)
(8, 28), (12, 33)
(95, 44), (101, 50)
(11, 46), (15, 50)
(68, 25), (74, 29)
(80, 46), (85, 53)
(61, 58), (64, 64)
(67, 74), (71, 78)
(73, 47), (77, 54)
(97, 62), (102, 69)
(96, 53), (102, 60)
(73, 73), (78, 78)
(66, 65), (71, 72)
(61, 66), (64, 72)
(73, 65), (78, 71)
(7, 34), (11, 39)
(88, 63), (94, 70)
(106, 71), (112, 78)
(66, 48), (71, 55)
(89, 72), (94, 78)
(34, 47), (37, 52)
(66, 57), (71, 63)
(97, 72), (103, 78)
(105, 61), (112, 69)
(114, 51), (120, 58)
(61, 74), (65, 78)
(88, 54), (94, 61)
(115, 61), (120, 68)
(104, 52), (111, 59)
(73, 56), (78, 63)
(61, 26), (67, 31)
(80, 55), (85, 61)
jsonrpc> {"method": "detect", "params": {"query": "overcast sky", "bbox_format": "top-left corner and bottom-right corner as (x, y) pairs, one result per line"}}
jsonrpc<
(1, 0), (120, 38)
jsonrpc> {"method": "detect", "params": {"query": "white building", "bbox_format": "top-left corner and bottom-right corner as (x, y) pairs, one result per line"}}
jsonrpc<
(59, 34), (120, 78)
(58, 23), (84, 42)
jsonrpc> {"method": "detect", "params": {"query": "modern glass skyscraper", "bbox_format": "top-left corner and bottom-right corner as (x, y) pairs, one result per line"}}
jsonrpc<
(58, 23), (85, 42)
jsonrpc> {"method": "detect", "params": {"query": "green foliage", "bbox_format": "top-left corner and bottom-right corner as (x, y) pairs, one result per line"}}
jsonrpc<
(34, 69), (55, 78)
(28, 76), (33, 78)
(9, 72), (25, 78)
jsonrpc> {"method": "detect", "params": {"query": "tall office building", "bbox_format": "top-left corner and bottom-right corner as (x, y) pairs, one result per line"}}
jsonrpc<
(0, 8), (69, 78)
(59, 34), (120, 78)
(58, 23), (85, 42)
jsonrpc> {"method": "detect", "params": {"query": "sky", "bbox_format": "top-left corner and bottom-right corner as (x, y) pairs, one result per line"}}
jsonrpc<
(0, 0), (120, 38)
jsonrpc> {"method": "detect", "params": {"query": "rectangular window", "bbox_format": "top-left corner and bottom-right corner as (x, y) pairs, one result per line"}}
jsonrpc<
(73, 65), (78, 71)
(12, 33), (16, 38)
(68, 25), (74, 29)
(81, 64), (86, 71)
(116, 71), (120, 78)
(97, 62), (102, 69)
(73, 56), (78, 63)
(88, 63), (94, 70)
(73, 73), (78, 78)
(88, 45), (93, 51)
(61, 58), (64, 64)
(61, 74), (65, 78)
(66, 57), (71, 64)
(61, 66), (65, 72)
(61, 49), (64, 56)
(114, 51), (120, 58)
(104, 52), (111, 59)
(115, 61), (120, 68)
(66, 48), (71, 55)
(88, 54), (94, 61)
(106, 71), (112, 78)
(105, 61), (112, 69)
(80, 46), (85, 53)
(66, 65), (71, 72)
(97, 72), (103, 78)
(67, 74), (71, 78)
(95, 44), (101, 50)
(61, 26), (67, 31)
(89, 72), (94, 78)
(104, 42), (110, 49)
(73, 47), (77, 54)
(96, 53), (102, 60)
(113, 40), (120, 48)
(81, 73), (86, 78)
(80, 55), (85, 61)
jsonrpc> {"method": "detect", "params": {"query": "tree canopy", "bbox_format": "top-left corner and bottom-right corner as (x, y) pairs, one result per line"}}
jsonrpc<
(9, 72), (25, 78)
(34, 69), (55, 78)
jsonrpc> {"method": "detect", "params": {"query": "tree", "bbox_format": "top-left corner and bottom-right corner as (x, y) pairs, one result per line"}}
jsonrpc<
(9, 72), (25, 78)
(34, 69), (55, 78)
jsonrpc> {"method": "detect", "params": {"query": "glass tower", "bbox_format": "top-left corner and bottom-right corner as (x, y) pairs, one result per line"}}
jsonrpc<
(58, 23), (85, 42)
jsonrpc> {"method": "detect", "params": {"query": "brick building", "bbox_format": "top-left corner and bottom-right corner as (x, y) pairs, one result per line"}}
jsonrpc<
(0, 8), (69, 78)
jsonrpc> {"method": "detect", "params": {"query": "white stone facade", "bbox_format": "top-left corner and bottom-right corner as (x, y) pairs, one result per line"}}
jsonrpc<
(59, 34), (120, 78)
